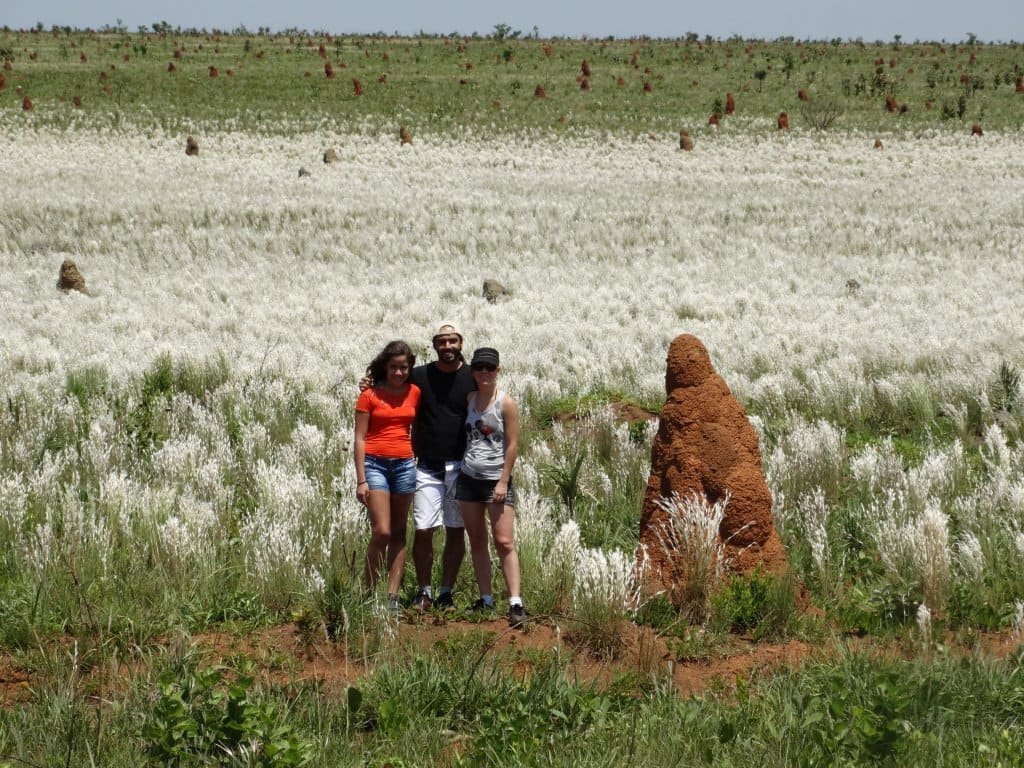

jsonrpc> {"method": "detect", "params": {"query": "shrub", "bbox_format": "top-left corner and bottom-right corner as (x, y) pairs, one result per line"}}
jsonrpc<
(710, 568), (798, 640)
(799, 97), (843, 129)
(141, 663), (312, 766)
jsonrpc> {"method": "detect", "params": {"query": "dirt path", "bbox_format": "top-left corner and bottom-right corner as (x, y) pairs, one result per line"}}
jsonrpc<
(3, 617), (1020, 708)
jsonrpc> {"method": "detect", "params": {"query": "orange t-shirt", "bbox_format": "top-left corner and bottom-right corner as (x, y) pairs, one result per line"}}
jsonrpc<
(356, 384), (420, 458)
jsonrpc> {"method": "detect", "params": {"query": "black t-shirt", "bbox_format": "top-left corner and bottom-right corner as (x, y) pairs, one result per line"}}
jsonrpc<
(410, 362), (476, 468)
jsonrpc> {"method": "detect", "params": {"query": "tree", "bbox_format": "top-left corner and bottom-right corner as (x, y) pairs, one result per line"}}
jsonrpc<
(492, 23), (521, 41)
(782, 51), (796, 81)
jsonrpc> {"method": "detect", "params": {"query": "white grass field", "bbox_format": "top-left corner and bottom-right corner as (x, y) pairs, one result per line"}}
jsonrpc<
(3, 120), (1022, 408)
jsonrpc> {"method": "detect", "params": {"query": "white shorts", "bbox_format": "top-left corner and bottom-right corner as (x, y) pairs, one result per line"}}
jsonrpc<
(413, 462), (464, 531)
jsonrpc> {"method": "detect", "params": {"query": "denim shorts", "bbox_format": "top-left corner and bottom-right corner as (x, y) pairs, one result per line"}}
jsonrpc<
(364, 455), (417, 494)
(455, 472), (516, 507)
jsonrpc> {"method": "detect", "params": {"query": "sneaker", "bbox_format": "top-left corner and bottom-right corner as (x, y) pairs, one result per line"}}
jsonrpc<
(508, 603), (527, 629)
(434, 591), (455, 610)
(470, 598), (495, 613)
(386, 594), (402, 616)
(411, 590), (432, 611)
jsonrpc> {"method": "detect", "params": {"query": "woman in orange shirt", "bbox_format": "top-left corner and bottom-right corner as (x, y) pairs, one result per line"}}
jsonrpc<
(354, 340), (420, 611)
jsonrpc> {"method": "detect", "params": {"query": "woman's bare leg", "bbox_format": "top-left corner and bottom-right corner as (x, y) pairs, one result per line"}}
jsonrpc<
(364, 490), (392, 588)
(460, 501), (492, 598)
(385, 492), (413, 596)
(489, 502), (520, 598)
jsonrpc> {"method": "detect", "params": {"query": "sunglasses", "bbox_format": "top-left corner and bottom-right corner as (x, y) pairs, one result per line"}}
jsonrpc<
(471, 363), (497, 372)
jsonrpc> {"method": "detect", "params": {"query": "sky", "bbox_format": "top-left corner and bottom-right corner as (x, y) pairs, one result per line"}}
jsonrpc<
(2, 1), (1021, 43)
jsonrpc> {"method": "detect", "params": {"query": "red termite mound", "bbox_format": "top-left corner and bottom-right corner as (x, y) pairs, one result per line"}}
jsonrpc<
(639, 335), (787, 585)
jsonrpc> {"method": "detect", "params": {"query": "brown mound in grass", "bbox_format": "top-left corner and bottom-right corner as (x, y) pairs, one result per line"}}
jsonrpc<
(56, 259), (88, 294)
(639, 334), (787, 585)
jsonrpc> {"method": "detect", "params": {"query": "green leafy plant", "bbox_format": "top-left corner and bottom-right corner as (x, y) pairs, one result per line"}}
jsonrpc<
(665, 626), (723, 662)
(541, 445), (589, 517)
(141, 663), (312, 766)
(711, 569), (798, 640)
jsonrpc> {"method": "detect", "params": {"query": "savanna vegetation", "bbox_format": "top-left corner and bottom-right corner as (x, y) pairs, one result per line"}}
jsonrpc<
(2, 25), (1024, 768)
(2, 26), (1022, 133)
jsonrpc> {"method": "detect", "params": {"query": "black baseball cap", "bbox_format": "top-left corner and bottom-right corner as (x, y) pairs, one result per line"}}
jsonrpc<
(471, 348), (499, 367)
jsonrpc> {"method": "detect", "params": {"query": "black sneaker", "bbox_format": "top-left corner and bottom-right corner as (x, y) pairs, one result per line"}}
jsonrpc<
(411, 590), (432, 611)
(508, 603), (527, 628)
(470, 598), (495, 613)
(434, 591), (455, 610)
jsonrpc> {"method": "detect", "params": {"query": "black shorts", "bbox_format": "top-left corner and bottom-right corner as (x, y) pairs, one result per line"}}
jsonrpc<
(455, 472), (516, 507)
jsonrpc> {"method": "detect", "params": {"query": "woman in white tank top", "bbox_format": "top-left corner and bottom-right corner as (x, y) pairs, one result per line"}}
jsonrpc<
(455, 347), (526, 627)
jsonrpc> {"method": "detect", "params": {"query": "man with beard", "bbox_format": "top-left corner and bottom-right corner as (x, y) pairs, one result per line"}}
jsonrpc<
(407, 322), (476, 609)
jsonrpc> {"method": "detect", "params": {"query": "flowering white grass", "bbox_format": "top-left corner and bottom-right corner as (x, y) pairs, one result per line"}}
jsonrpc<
(766, 417), (846, 501)
(2, 123), (1023, 410)
(568, 545), (646, 658)
(654, 491), (729, 621)
(875, 499), (951, 611)
(849, 438), (906, 496)
(917, 603), (932, 647)
(514, 488), (580, 612)
(796, 487), (831, 581)
(573, 547), (644, 613)
(955, 533), (986, 585)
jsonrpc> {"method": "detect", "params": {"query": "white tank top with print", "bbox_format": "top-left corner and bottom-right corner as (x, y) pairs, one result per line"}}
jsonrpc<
(462, 392), (506, 480)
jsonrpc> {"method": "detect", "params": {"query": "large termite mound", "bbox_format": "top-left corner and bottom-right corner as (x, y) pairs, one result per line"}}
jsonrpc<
(639, 334), (786, 584)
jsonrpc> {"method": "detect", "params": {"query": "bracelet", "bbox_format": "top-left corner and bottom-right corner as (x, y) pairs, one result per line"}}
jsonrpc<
(357, 480), (367, 486)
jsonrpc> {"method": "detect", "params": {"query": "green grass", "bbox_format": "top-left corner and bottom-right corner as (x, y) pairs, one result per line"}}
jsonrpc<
(3, 641), (1023, 766)
(3, 30), (1023, 133)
